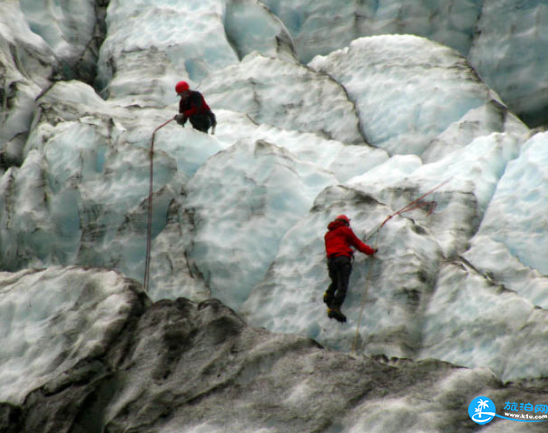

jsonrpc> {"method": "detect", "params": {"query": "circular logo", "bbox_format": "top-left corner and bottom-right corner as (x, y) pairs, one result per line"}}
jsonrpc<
(469, 396), (496, 424)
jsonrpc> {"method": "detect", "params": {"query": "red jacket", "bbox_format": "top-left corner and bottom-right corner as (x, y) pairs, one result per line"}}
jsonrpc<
(324, 220), (375, 259)
(179, 90), (211, 117)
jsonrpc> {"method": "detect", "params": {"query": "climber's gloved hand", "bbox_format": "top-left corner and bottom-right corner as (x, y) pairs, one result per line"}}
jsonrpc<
(174, 114), (187, 126)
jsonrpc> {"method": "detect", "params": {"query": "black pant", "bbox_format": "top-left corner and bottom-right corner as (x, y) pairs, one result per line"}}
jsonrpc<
(189, 112), (216, 133)
(326, 255), (352, 309)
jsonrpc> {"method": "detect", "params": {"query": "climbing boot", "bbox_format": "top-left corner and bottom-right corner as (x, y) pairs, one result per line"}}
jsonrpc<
(323, 292), (334, 308)
(327, 307), (347, 323)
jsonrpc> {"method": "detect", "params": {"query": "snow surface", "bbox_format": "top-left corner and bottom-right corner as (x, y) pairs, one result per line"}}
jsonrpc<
(2, 0), (548, 421)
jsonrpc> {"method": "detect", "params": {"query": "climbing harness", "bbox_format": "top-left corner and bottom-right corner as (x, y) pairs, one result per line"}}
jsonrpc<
(352, 178), (451, 353)
(144, 117), (175, 292)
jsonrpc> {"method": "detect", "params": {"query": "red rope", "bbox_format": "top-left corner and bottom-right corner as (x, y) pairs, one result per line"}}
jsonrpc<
(144, 117), (175, 292)
(367, 178), (451, 240)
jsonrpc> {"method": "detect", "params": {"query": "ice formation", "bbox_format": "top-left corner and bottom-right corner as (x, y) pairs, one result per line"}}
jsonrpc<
(0, 266), (143, 404)
(1, 0), (548, 431)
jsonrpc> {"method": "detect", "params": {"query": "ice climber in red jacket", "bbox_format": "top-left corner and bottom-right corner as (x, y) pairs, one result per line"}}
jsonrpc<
(174, 81), (217, 134)
(324, 214), (376, 322)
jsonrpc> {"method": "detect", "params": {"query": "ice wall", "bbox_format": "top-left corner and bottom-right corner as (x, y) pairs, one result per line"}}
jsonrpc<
(469, 0), (548, 127)
(0, 266), (144, 405)
(263, 0), (548, 128)
(1, 3), (548, 430)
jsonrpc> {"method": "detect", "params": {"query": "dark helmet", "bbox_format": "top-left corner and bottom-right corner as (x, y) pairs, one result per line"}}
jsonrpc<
(175, 81), (190, 94)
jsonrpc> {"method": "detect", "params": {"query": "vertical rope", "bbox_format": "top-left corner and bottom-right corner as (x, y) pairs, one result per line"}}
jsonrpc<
(352, 230), (379, 354)
(144, 118), (174, 292)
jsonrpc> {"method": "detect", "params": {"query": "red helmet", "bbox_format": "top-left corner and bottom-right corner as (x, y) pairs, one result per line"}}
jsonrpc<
(335, 215), (350, 224)
(175, 81), (190, 94)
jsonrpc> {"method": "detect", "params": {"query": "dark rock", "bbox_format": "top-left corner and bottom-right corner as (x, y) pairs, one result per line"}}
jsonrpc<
(8, 291), (548, 433)
(0, 403), (22, 433)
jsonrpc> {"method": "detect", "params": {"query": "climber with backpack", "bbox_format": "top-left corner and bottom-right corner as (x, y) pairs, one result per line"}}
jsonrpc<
(174, 81), (217, 134)
(324, 215), (377, 322)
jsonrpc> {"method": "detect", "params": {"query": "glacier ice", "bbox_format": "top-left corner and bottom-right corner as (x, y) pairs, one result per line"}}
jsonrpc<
(419, 261), (548, 382)
(181, 139), (337, 310)
(19, 0), (97, 64)
(1, 79), (227, 284)
(468, 0), (548, 127)
(212, 109), (389, 183)
(243, 182), (444, 357)
(260, 0), (483, 63)
(308, 35), (522, 156)
(0, 266), (144, 405)
(464, 132), (548, 312)
(470, 132), (548, 275)
(2, 0), (548, 431)
(0, 1), (56, 165)
(201, 52), (366, 145)
(96, 0), (241, 104)
(1, 266), (547, 433)
(263, 0), (548, 128)
(224, 0), (295, 61)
